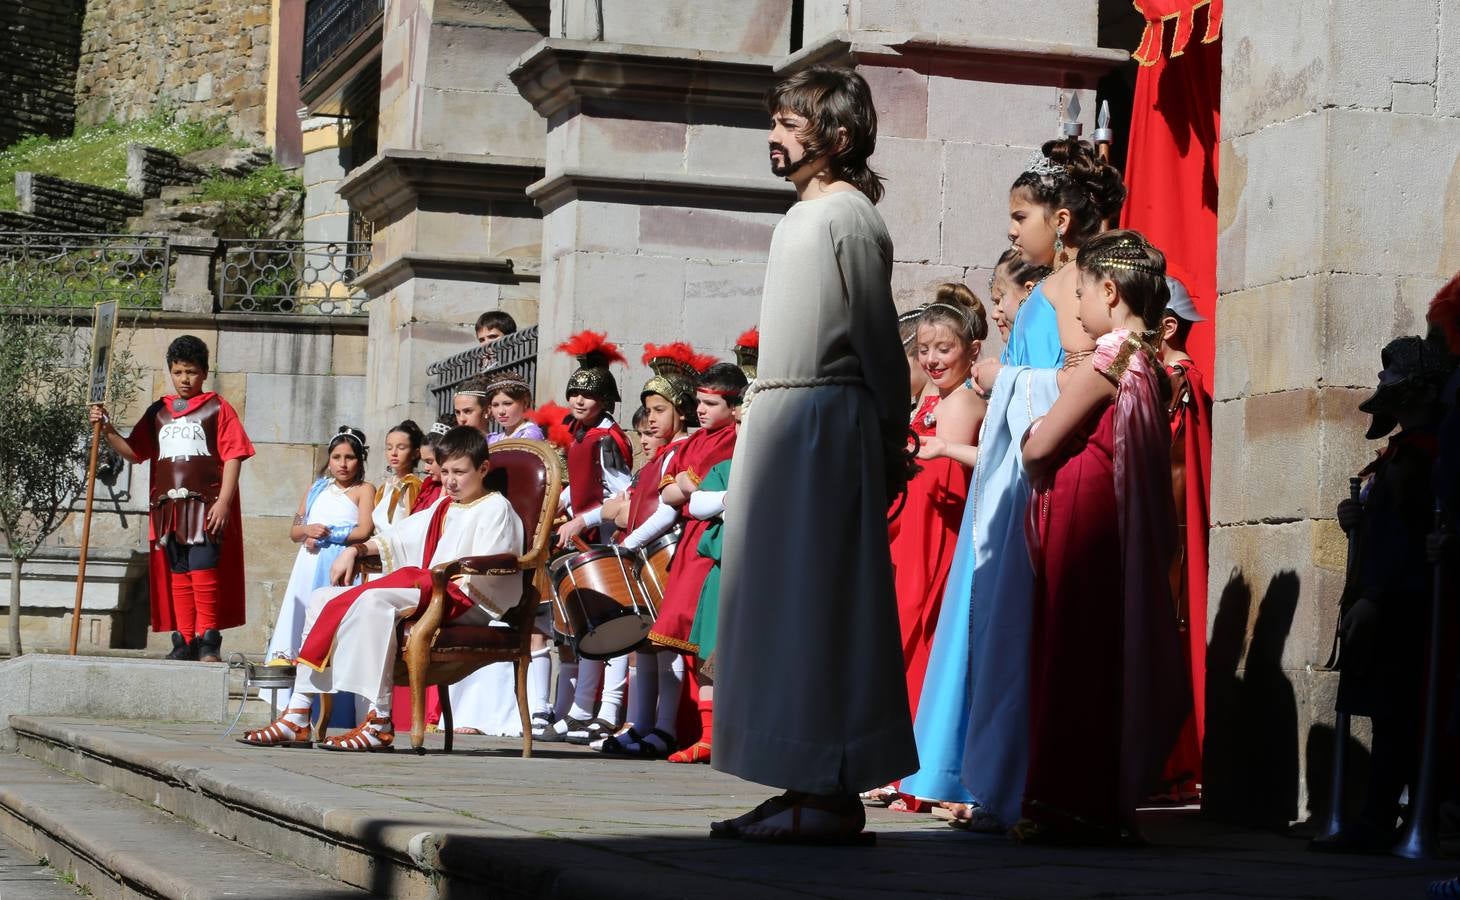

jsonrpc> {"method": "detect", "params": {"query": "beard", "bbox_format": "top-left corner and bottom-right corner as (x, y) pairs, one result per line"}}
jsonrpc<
(769, 143), (808, 178)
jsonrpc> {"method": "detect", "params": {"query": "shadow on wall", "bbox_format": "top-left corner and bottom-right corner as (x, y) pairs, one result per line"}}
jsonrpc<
(1203, 568), (1305, 828)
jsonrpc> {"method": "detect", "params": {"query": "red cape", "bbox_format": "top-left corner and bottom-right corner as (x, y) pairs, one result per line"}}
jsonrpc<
(134, 392), (254, 633)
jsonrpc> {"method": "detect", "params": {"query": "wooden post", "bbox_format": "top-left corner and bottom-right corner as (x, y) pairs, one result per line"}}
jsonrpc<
(68, 419), (103, 655)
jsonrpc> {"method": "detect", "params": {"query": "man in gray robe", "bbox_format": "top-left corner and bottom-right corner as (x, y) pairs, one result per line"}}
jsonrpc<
(711, 65), (918, 845)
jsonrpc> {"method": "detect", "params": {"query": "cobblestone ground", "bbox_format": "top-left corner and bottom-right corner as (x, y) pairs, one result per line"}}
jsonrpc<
(83, 722), (1460, 899)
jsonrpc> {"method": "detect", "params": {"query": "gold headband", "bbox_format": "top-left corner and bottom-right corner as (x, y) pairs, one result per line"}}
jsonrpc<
(1079, 235), (1161, 276)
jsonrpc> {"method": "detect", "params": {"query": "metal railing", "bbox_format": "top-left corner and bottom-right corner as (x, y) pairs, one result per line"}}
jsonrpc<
(302, 0), (385, 83)
(0, 232), (171, 308)
(217, 239), (371, 314)
(427, 325), (539, 418)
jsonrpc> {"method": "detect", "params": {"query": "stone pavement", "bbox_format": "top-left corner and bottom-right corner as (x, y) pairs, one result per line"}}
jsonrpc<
(0, 830), (79, 900)
(8, 717), (1458, 899)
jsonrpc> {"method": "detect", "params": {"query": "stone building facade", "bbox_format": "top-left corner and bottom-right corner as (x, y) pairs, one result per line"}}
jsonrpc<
(1208, 1), (1460, 822)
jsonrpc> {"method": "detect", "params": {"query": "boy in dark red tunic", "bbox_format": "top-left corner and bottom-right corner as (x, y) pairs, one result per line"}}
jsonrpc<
(92, 335), (254, 662)
(544, 331), (634, 744)
(1155, 276), (1213, 802)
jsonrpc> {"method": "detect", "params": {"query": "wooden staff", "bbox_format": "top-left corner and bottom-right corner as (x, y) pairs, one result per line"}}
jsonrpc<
(68, 417), (103, 655)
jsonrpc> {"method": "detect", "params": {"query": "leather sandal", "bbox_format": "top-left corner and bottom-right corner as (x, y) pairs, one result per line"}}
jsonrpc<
(602, 727), (675, 759)
(238, 708), (313, 748)
(318, 711), (395, 752)
(566, 717), (613, 746)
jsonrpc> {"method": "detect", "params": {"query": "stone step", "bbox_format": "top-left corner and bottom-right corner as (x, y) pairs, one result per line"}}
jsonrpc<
(159, 184), (206, 202)
(0, 751), (365, 899)
(9, 717), (730, 900)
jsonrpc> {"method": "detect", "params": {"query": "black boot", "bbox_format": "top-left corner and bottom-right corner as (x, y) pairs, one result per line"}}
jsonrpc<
(195, 629), (222, 663)
(165, 632), (197, 661)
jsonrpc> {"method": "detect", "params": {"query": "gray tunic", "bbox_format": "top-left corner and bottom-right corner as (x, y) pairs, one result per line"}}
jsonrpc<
(712, 190), (919, 794)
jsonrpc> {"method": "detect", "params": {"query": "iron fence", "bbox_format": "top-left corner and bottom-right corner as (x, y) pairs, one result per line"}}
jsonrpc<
(217, 239), (371, 314)
(302, 0), (385, 83)
(427, 325), (539, 419)
(0, 232), (171, 308)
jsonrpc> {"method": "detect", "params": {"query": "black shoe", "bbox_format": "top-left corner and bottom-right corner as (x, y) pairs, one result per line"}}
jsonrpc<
(196, 629), (222, 663)
(165, 632), (197, 661)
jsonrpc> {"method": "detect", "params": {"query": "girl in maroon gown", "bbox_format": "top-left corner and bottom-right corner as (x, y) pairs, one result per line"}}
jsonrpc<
(1018, 230), (1189, 843)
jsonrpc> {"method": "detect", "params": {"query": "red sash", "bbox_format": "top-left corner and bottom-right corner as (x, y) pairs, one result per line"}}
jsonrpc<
(296, 498), (472, 671)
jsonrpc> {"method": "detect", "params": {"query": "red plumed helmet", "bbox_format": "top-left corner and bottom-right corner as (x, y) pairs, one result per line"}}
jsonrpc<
(735, 327), (760, 350)
(556, 330), (625, 404)
(734, 327), (760, 379)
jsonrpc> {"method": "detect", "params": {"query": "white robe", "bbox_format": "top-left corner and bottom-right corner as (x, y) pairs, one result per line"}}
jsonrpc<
(295, 493), (523, 707)
(714, 190), (919, 794)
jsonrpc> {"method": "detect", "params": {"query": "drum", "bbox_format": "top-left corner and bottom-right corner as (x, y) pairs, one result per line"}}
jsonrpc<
(634, 529), (681, 610)
(548, 545), (654, 659)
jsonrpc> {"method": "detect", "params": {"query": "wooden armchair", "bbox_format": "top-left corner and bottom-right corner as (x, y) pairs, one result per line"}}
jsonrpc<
(317, 438), (561, 756)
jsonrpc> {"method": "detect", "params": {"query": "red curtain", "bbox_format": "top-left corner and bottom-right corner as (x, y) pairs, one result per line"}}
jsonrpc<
(1120, 0), (1223, 378)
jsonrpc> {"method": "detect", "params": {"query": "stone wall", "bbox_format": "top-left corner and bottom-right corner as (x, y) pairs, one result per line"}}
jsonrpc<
(15, 310), (368, 655)
(126, 145), (207, 200)
(0, 0), (87, 148)
(75, 0), (271, 142)
(1207, 0), (1460, 824)
(15, 173), (144, 233)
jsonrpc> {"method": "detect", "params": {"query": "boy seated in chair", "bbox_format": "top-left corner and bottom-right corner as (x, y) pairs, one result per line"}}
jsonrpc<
(242, 426), (524, 751)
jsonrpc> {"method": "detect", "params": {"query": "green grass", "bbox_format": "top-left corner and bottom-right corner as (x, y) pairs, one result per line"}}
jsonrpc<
(197, 163), (303, 204)
(0, 115), (238, 210)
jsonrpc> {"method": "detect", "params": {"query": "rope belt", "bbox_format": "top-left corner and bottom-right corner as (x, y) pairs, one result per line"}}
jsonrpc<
(743, 375), (866, 418)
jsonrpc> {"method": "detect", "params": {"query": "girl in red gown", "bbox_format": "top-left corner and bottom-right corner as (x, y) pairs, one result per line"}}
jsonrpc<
(1018, 230), (1189, 843)
(873, 284), (988, 811)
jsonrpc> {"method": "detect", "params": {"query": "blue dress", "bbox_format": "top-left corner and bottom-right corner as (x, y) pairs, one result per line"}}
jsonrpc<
(900, 281), (1062, 818)
(1000, 282), (1065, 368)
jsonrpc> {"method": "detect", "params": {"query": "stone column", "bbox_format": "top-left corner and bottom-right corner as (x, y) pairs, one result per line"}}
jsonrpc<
(785, 3), (1125, 358)
(1207, 0), (1460, 823)
(512, 32), (794, 405)
(348, 0), (549, 437)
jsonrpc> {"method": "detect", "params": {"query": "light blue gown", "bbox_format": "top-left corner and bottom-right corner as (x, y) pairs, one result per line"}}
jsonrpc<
(901, 283), (1062, 820)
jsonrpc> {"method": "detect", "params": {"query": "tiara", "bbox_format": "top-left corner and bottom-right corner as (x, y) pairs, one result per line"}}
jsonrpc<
(1080, 235), (1162, 275)
(482, 372), (530, 396)
(429, 422), (451, 436)
(1022, 149), (1067, 179)
(454, 388), (488, 398)
(331, 426), (367, 451)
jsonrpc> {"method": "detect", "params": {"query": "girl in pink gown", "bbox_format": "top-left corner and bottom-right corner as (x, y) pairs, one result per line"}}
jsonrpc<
(1018, 230), (1189, 843)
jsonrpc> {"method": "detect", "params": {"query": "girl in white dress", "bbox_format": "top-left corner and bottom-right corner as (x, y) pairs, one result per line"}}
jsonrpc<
(263, 427), (376, 720)
(372, 420), (424, 531)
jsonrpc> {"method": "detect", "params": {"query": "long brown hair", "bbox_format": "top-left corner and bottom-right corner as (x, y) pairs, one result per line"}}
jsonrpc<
(765, 65), (884, 204)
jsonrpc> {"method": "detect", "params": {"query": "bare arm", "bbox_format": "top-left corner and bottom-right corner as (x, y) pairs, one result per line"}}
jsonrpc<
(89, 404), (142, 464)
(289, 490), (312, 543)
(348, 483), (376, 543)
(916, 389), (985, 468)
(1022, 363), (1115, 482)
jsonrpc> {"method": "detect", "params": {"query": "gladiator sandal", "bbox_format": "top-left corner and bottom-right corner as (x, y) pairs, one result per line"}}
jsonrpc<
(319, 710), (395, 752)
(237, 708), (314, 748)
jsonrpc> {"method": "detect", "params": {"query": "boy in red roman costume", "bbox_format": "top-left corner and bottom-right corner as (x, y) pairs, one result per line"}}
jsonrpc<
(643, 361), (746, 764)
(91, 335), (254, 663)
(597, 343), (710, 758)
(543, 331), (635, 745)
(1155, 275), (1213, 803)
(240, 426), (523, 751)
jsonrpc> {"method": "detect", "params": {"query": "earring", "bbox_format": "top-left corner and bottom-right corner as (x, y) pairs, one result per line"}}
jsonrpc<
(1053, 230), (1068, 269)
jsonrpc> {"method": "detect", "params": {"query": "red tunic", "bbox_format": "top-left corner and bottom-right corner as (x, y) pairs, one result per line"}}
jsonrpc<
(625, 439), (683, 533)
(1161, 358), (1213, 794)
(889, 394), (971, 720)
(124, 392), (254, 633)
(646, 424), (737, 653)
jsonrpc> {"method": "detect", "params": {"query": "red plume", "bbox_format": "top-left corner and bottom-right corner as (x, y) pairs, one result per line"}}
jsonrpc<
(735, 327), (760, 350)
(556, 330), (626, 366)
(530, 403), (575, 449)
(1427, 272), (1460, 356)
(644, 341), (718, 375)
